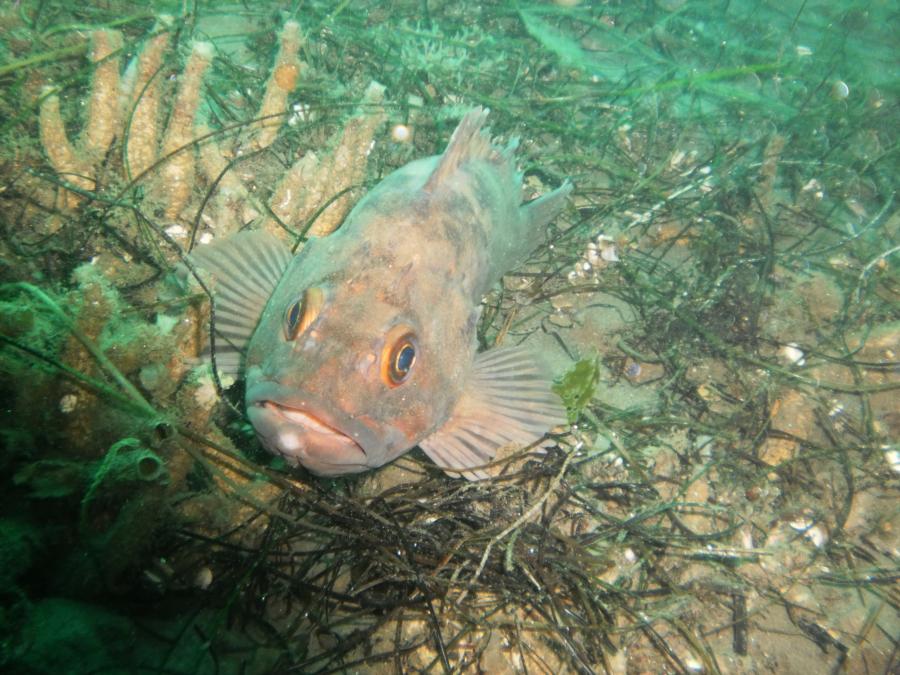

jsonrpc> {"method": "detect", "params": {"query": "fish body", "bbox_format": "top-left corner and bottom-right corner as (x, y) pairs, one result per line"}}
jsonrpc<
(195, 109), (571, 479)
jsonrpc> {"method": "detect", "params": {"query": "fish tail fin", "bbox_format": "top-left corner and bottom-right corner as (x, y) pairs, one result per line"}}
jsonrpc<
(521, 179), (573, 231)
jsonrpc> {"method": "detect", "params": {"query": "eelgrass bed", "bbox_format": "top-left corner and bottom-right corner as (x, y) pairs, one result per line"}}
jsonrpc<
(1, 1), (897, 673)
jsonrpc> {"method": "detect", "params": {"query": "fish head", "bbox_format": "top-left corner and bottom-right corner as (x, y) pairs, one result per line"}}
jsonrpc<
(243, 233), (473, 476)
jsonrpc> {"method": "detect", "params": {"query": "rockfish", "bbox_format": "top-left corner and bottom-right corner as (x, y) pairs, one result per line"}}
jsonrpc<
(194, 108), (571, 480)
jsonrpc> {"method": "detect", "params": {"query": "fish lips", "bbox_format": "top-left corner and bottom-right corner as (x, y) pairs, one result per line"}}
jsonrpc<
(246, 382), (374, 475)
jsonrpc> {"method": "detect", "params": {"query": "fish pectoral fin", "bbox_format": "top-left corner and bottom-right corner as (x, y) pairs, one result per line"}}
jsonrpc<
(418, 346), (567, 481)
(190, 230), (293, 377)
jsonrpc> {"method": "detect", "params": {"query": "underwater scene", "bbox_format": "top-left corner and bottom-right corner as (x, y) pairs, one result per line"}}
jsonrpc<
(1, 0), (897, 673)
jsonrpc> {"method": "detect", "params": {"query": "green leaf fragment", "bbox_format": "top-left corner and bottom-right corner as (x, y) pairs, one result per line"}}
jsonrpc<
(553, 356), (601, 423)
(519, 9), (595, 72)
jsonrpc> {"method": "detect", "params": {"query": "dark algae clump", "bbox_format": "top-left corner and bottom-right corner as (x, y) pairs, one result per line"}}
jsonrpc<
(1, 1), (897, 673)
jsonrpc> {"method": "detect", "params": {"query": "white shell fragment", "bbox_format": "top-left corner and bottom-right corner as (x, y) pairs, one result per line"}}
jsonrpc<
(831, 80), (850, 100)
(570, 232), (621, 282)
(59, 394), (78, 413)
(789, 518), (827, 548)
(195, 566), (213, 590)
(779, 342), (806, 366)
(884, 447), (900, 474)
(165, 224), (188, 239)
(391, 123), (412, 143)
(597, 234), (620, 262)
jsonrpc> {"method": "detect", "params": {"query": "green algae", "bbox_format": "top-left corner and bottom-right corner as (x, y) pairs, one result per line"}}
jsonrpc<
(553, 354), (601, 423)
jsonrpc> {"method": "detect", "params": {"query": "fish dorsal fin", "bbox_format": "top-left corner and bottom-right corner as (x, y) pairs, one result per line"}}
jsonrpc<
(523, 179), (573, 231)
(190, 230), (292, 376)
(423, 108), (572, 290)
(424, 107), (494, 191)
(418, 346), (566, 481)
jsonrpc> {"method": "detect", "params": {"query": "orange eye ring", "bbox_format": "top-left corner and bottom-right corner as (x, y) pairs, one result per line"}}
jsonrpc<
(381, 326), (417, 387)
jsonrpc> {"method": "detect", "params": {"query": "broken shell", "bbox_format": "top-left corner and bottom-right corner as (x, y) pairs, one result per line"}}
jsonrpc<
(596, 234), (619, 262)
(831, 80), (850, 100)
(884, 447), (900, 474)
(624, 360), (642, 380)
(59, 394), (78, 413)
(684, 657), (704, 673)
(165, 224), (188, 239)
(600, 245), (619, 262)
(789, 518), (827, 547)
(779, 342), (806, 366)
(195, 566), (214, 590)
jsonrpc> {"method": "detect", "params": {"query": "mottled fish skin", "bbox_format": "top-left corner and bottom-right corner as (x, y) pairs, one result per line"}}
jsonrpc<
(198, 108), (572, 479)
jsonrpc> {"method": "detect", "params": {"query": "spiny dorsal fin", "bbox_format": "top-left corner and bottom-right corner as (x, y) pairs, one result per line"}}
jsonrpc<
(190, 230), (292, 376)
(424, 107), (494, 191)
(418, 346), (566, 480)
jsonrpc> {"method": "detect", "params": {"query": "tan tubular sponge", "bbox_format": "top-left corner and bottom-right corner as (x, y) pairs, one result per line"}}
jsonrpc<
(265, 151), (318, 236)
(83, 29), (124, 163)
(159, 41), (214, 220)
(124, 25), (172, 180)
(196, 122), (255, 237)
(266, 81), (386, 238)
(249, 20), (303, 151)
(196, 123), (244, 197)
(288, 151), (326, 236)
(307, 81), (386, 236)
(39, 91), (93, 208)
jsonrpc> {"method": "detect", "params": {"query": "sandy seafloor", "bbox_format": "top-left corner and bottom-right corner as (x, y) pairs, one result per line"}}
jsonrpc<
(1, 1), (898, 673)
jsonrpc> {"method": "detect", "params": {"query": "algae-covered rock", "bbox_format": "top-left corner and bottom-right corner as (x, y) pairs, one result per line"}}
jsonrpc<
(0, 518), (42, 584)
(12, 598), (136, 675)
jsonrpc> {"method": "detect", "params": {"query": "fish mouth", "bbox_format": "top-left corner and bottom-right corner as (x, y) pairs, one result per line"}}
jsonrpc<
(246, 393), (370, 475)
(261, 401), (359, 442)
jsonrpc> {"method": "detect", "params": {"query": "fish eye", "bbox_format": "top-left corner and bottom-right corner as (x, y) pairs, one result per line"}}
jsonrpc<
(392, 342), (416, 379)
(381, 327), (417, 386)
(285, 299), (302, 339)
(284, 287), (324, 341)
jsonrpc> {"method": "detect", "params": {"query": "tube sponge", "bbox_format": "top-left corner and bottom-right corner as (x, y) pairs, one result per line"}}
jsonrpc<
(80, 438), (168, 528)
(38, 30), (125, 208)
(248, 20), (303, 151)
(123, 22), (173, 180)
(38, 91), (92, 208)
(264, 81), (386, 237)
(82, 29), (123, 161)
(158, 41), (214, 221)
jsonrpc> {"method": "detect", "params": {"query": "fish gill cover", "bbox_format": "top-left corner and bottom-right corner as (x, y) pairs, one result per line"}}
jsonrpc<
(0, 1), (898, 674)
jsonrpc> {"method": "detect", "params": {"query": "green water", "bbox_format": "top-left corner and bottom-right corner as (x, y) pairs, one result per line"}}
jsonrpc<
(1, 1), (897, 673)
